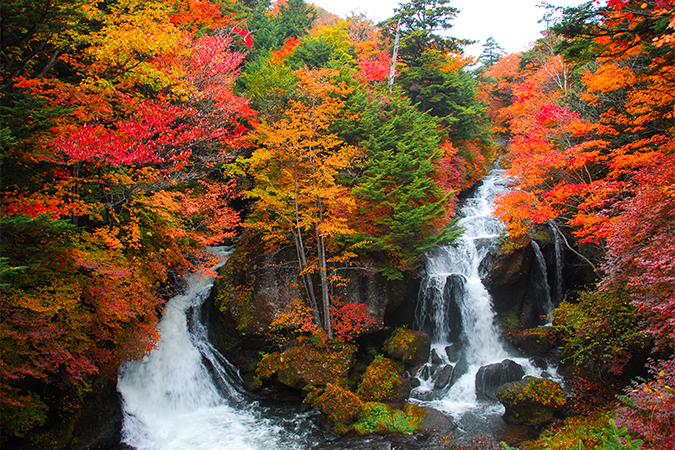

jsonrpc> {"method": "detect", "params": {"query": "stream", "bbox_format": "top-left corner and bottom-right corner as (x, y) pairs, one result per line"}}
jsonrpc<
(116, 168), (561, 449)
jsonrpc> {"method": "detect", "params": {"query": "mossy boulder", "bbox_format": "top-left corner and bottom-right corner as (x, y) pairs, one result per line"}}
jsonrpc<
(257, 342), (356, 390)
(306, 383), (363, 429)
(352, 402), (427, 435)
(357, 356), (407, 402)
(495, 376), (566, 426)
(507, 327), (562, 356)
(383, 328), (431, 367)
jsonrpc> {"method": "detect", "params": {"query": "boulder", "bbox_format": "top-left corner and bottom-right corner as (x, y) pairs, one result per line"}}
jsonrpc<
(433, 364), (454, 390)
(383, 328), (431, 367)
(495, 376), (566, 426)
(257, 343), (355, 390)
(309, 383), (363, 425)
(475, 359), (525, 401)
(357, 356), (407, 402)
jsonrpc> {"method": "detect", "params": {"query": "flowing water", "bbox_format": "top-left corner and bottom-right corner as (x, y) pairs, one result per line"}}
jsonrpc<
(412, 168), (560, 430)
(117, 247), (318, 450)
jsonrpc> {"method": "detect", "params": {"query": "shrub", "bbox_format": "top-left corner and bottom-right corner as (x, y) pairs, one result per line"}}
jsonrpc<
(554, 289), (648, 377)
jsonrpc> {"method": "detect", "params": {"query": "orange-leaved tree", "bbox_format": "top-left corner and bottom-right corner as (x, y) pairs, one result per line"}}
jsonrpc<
(243, 67), (360, 339)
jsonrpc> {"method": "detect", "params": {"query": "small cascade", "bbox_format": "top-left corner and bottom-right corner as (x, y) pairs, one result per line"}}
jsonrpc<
(412, 168), (559, 420)
(549, 222), (565, 306)
(531, 240), (554, 323)
(117, 247), (312, 450)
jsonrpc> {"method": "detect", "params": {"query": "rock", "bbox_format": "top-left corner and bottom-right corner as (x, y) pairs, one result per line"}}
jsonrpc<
(449, 356), (470, 387)
(475, 359), (525, 401)
(383, 328), (431, 367)
(495, 376), (566, 426)
(419, 407), (455, 432)
(445, 344), (460, 363)
(430, 348), (443, 365)
(433, 364), (454, 390)
(258, 343), (355, 390)
(357, 356), (406, 402)
(508, 327), (561, 356)
(310, 383), (363, 425)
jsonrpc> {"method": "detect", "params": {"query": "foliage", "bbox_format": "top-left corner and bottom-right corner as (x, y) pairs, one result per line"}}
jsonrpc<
(554, 289), (648, 378)
(383, 327), (430, 365)
(345, 95), (464, 277)
(495, 376), (566, 426)
(0, 0), (250, 436)
(357, 355), (403, 402)
(305, 383), (363, 427)
(615, 357), (675, 449)
(352, 402), (426, 435)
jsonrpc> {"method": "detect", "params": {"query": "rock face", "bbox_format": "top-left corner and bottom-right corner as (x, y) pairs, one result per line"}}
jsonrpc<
(495, 376), (566, 426)
(216, 236), (419, 339)
(475, 359), (525, 401)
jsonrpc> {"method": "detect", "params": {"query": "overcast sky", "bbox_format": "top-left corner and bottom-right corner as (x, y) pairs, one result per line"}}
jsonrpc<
(309, 0), (587, 57)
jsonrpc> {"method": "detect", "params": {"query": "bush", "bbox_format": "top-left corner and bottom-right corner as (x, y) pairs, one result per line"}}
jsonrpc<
(554, 289), (648, 377)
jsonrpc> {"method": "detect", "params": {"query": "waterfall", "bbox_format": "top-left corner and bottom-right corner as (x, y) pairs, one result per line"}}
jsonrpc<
(531, 240), (554, 323)
(412, 168), (553, 417)
(549, 222), (565, 306)
(117, 247), (311, 450)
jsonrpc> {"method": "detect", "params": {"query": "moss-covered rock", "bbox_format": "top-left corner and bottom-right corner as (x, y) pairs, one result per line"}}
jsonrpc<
(352, 402), (427, 435)
(383, 328), (431, 367)
(306, 383), (363, 428)
(507, 326), (562, 356)
(257, 342), (356, 390)
(495, 376), (566, 426)
(357, 356), (406, 402)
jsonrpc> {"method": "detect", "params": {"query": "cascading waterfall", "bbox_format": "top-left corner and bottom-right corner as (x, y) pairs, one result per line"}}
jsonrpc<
(117, 247), (313, 450)
(531, 240), (554, 323)
(412, 168), (556, 419)
(549, 222), (565, 306)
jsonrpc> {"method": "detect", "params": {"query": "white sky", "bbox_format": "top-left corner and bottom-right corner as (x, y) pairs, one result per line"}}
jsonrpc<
(309, 0), (587, 57)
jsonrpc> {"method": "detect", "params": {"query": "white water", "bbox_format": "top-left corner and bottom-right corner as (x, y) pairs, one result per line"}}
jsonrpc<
(412, 168), (556, 418)
(117, 247), (308, 450)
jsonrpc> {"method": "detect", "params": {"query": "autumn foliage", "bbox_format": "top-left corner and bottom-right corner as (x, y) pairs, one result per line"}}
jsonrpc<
(1, 0), (252, 437)
(482, 0), (675, 445)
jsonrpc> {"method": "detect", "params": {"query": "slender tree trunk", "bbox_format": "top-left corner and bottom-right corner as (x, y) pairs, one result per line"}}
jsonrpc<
(293, 159), (322, 329)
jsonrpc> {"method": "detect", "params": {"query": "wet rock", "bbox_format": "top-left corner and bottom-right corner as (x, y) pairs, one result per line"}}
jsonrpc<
(449, 356), (470, 387)
(419, 407), (455, 432)
(433, 365), (454, 390)
(383, 328), (431, 367)
(475, 359), (525, 401)
(495, 376), (566, 426)
(445, 344), (460, 363)
(430, 348), (443, 366)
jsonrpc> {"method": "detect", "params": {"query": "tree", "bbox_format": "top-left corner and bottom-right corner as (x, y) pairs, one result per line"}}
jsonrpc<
(344, 95), (463, 278)
(244, 67), (360, 338)
(0, 0), (252, 437)
(479, 36), (505, 68)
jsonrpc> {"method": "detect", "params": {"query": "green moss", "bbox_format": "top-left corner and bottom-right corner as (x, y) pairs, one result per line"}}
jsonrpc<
(352, 402), (426, 435)
(496, 377), (566, 426)
(357, 356), (403, 402)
